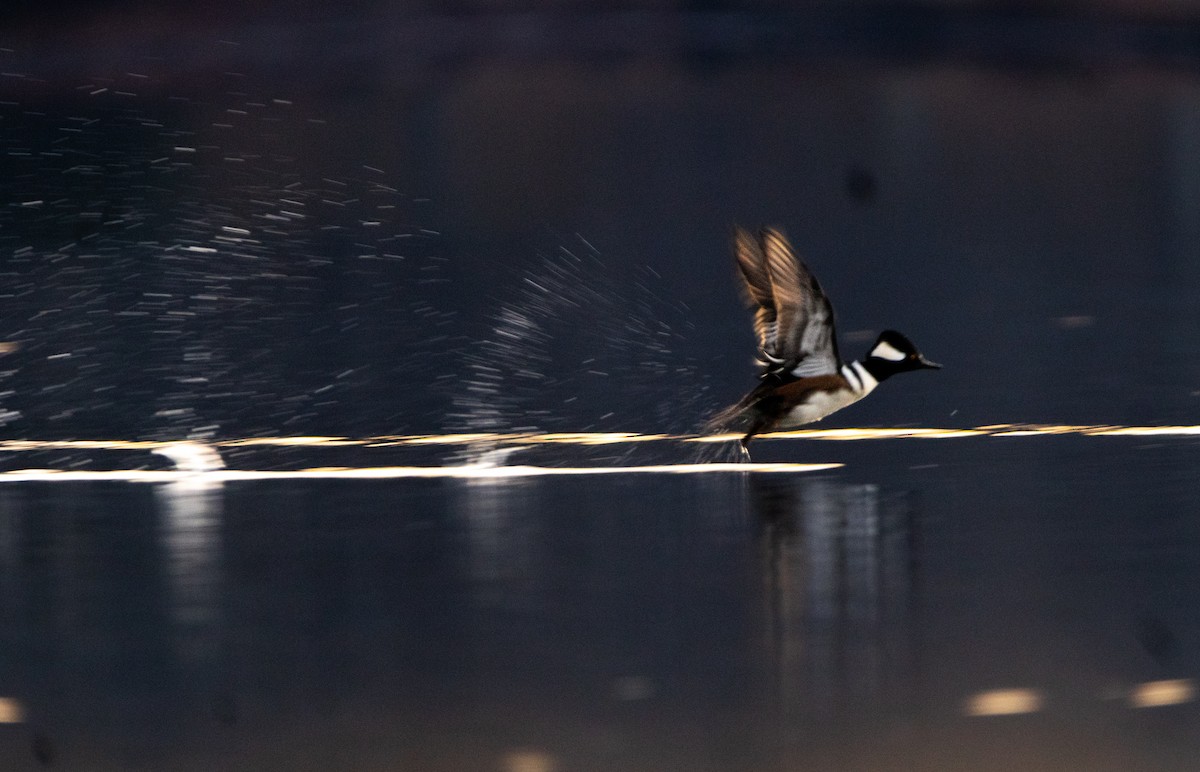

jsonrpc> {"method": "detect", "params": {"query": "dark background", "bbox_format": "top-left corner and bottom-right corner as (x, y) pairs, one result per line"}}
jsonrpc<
(4, 7), (1200, 771)
(2, 1), (1200, 439)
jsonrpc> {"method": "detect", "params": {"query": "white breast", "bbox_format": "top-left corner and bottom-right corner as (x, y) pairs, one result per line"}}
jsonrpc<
(776, 361), (878, 429)
(779, 388), (862, 427)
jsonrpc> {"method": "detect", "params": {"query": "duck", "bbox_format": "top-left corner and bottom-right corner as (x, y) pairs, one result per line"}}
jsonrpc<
(713, 226), (940, 458)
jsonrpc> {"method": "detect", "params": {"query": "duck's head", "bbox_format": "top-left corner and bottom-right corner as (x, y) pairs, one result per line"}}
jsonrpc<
(864, 330), (941, 380)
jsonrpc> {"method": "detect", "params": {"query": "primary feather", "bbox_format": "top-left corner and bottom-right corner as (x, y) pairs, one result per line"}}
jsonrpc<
(732, 227), (778, 359)
(734, 227), (840, 378)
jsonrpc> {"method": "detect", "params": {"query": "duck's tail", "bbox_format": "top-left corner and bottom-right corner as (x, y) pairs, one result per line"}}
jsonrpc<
(691, 402), (748, 463)
(703, 402), (743, 435)
(704, 375), (782, 437)
(701, 398), (777, 462)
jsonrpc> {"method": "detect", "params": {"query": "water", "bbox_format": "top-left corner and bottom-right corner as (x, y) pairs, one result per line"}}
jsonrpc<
(6, 5), (1200, 769)
(0, 435), (1197, 771)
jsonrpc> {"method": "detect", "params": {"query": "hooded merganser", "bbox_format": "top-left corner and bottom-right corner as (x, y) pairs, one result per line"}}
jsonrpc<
(713, 227), (940, 458)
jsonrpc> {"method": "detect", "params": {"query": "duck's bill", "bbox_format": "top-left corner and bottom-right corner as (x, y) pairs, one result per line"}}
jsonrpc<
(917, 356), (942, 370)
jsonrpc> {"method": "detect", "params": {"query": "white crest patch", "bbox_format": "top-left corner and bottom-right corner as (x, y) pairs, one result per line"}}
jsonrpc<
(870, 339), (907, 362)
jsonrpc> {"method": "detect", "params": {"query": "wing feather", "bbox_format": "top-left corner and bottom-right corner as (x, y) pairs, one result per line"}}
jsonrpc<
(733, 227), (772, 309)
(758, 228), (841, 377)
(732, 226), (779, 357)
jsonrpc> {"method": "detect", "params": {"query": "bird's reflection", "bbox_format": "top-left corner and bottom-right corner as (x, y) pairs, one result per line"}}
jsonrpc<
(0, 488), (16, 582)
(752, 476), (919, 713)
(452, 478), (544, 613)
(155, 480), (224, 663)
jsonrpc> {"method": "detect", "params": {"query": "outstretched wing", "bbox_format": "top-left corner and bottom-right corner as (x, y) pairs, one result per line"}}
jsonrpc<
(732, 227), (778, 358)
(733, 227), (841, 378)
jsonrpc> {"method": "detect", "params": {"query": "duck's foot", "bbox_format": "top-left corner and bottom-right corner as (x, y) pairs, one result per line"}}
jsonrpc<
(738, 438), (753, 463)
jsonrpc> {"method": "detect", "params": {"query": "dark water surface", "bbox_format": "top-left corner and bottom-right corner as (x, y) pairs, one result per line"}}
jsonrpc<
(1, 436), (1199, 771)
(5, 5), (1200, 770)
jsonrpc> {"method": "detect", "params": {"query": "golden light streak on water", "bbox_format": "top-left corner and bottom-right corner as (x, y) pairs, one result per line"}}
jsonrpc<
(1088, 426), (1200, 437)
(374, 433), (524, 446)
(0, 462), (841, 483)
(516, 432), (671, 445)
(688, 432), (743, 444)
(0, 439), (163, 451)
(0, 698), (24, 724)
(503, 749), (557, 772)
(218, 436), (366, 447)
(759, 427), (988, 440)
(1129, 679), (1196, 708)
(0, 423), (1197, 464)
(989, 424), (1116, 437)
(963, 688), (1045, 717)
(371, 424), (1200, 445)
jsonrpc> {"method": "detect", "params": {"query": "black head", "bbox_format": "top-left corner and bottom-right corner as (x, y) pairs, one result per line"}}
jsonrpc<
(862, 330), (941, 381)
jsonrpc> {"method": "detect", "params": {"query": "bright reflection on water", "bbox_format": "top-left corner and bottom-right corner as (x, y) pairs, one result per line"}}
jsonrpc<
(156, 482), (223, 663)
(0, 438), (1198, 769)
(755, 476), (915, 712)
(0, 424), (1196, 482)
